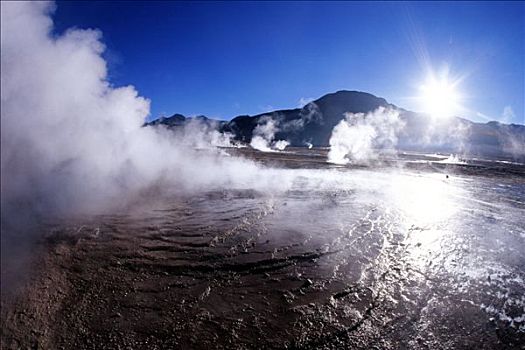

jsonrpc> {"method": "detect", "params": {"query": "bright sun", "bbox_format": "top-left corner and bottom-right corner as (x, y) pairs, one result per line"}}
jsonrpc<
(419, 75), (461, 119)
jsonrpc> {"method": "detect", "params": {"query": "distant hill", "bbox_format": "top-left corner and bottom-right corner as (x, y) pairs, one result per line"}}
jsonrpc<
(146, 90), (525, 161)
(145, 114), (226, 129)
(223, 91), (394, 146)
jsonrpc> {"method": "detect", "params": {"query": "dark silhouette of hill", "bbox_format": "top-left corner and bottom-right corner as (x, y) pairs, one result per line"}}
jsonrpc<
(146, 90), (524, 161)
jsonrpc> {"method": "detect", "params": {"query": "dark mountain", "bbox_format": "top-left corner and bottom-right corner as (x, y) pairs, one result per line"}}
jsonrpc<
(397, 111), (525, 159)
(146, 113), (186, 127)
(223, 91), (392, 145)
(146, 90), (524, 161)
(145, 114), (227, 129)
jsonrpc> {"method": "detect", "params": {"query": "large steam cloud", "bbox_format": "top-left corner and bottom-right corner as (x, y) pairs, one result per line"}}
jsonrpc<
(0, 1), (286, 228)
(171, 118), (236, 149)
(327, 107), (404, 164)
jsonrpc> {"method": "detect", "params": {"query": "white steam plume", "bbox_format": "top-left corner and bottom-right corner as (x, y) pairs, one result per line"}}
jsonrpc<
(249, 116), (289, 152)
(250, 136), (274, 152)
(172, 118), (235, 149)
(500, 125), (525, 160)
(416, 117), (471, 154)
(0, 1), (288, 226)
(250, 116), (277, 151)
(249, 103), (321, 152)
(280, 102), (322, 133)
(274, 140), (290, 151)
(327, 107), (404, 164)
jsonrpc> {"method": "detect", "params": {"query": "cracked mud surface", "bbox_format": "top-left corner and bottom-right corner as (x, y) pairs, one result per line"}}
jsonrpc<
(2, 149), (525, 349)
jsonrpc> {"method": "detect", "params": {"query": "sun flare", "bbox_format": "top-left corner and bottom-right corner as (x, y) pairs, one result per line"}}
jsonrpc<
(419, 75), (461, 119)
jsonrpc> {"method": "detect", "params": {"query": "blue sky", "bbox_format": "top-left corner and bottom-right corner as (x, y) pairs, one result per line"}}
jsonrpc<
(53, 1), (524, 124)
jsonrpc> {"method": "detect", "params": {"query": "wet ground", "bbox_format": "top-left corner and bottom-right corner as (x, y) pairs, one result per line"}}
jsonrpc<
(2, 148), (525, 349)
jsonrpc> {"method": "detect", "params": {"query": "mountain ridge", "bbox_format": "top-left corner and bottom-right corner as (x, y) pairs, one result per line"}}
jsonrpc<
(146, 90), (525, 161)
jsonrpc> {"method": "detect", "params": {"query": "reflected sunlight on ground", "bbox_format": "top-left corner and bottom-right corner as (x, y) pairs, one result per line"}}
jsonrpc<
(391, 173), (461, 227)
(389, 173), (464, 268)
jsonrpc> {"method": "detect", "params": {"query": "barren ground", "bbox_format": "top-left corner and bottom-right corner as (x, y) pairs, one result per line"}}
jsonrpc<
(2, 149), (524, 349)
